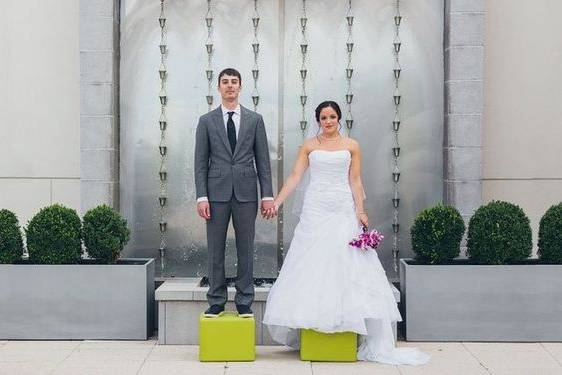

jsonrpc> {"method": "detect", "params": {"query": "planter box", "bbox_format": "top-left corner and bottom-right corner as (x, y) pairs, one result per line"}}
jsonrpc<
(400, 258), (562, 341)
(0, 258), (154, 340)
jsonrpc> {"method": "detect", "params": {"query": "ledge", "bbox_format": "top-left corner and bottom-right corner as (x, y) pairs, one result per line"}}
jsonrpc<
(155, 279), (400, 303)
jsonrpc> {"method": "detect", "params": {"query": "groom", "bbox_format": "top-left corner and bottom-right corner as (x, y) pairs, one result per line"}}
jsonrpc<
(194, 68), (274, 318)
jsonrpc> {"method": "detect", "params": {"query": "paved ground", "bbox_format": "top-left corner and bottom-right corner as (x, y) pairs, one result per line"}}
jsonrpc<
(0, 340), (561, 374)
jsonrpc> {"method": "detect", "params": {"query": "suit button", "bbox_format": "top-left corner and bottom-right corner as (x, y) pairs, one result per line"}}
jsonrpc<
(231, 162), (235, 165)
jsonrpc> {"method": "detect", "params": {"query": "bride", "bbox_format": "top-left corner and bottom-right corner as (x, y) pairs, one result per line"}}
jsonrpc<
(262, 101), (429, 365)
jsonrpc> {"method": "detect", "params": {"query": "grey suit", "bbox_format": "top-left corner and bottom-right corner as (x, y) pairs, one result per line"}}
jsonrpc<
(194, 105), (273, 307)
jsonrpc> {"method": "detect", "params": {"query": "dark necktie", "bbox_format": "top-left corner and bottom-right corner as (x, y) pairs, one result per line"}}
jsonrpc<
(227, 111), (236, 154)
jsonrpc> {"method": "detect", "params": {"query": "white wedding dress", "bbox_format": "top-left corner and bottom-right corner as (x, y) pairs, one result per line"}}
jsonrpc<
(263, 149), (429, 365)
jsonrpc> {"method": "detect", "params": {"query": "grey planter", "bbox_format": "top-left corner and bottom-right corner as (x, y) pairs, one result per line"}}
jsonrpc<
(400, 258), (562, 342)
(0, 258), (154, 340)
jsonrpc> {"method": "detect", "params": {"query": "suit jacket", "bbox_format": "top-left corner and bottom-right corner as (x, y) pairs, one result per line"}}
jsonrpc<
(194, 105), (273, 203)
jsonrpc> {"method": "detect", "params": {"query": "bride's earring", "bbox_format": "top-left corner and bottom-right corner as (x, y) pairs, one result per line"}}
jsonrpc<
(338, 121), (342, 133)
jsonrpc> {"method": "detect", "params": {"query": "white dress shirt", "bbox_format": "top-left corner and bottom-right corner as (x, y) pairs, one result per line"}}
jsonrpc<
(197, 104), (273, 203)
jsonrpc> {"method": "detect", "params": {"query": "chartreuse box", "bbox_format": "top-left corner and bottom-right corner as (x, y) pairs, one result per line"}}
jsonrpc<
(199, 312), (255, 361)
(300, 329), (357, 362)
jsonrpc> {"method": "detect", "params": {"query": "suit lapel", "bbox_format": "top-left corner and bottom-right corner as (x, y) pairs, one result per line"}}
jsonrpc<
(212, 107), (233, 157)
(234, 106), (250, 159)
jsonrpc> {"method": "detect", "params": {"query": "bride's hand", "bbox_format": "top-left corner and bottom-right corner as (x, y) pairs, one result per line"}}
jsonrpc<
(356, 212), (369, 228)
(271, 201), (280, 216)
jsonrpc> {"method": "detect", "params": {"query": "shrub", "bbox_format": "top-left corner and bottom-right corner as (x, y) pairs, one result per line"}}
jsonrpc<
(83, 205), (130, 264)
(410, 204), (465, 264)
(26, 204), (82, 264)
(467, 200), (532, 264)
(0, 209), (24, 263)
(538, 202), (562, 263)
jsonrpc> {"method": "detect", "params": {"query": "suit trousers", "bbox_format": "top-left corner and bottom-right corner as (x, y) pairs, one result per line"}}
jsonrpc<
(206, 196), (258, 307)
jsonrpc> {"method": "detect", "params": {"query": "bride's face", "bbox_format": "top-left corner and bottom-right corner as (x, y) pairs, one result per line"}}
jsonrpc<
(318, 107), (340, 135)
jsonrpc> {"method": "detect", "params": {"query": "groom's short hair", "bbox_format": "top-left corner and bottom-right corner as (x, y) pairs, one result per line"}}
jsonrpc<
(218, 68), (242, 85)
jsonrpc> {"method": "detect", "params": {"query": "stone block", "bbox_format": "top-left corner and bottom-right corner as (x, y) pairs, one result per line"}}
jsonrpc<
(80, 149), (117, 180)
(81, 51), (114, 83)
(81, 83), (114, 116)
(444, 147), (482, 181)
(81, 116), (115, 150)
(446, 81), (484, 114)
(446, 13), (484, 47)
(80, 0), (114, 17)
(444, 180), (482, 216)
(448, 0), (485, 13)
(79, 14), (115, 51)
(445, 114), (482, 147)
(445, 46), (484, 80)
(160, 301), (207, 345)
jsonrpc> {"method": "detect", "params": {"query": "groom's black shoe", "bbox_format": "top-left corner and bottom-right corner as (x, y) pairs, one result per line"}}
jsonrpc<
(236, 304), (254, 318)
(204, 305), (224, 318)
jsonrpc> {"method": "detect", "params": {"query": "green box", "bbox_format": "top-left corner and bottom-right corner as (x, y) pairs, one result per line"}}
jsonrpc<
(198, 311), (255, 362)
(300, 329), (357, 362)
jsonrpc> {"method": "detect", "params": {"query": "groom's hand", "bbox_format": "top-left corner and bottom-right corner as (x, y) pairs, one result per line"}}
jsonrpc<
(197, 201), (211, 220)
(261, 200), (275, 219)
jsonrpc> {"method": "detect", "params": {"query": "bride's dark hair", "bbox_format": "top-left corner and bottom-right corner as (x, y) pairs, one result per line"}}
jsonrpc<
(315, 101), (342, 122)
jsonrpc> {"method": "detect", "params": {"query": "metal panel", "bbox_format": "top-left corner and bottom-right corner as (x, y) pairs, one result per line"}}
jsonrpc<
(120, 0), (443, 279)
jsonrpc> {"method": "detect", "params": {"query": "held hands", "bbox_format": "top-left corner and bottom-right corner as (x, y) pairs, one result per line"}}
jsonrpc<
(261, 199), (279, 220)
(197, 200), (278, 220)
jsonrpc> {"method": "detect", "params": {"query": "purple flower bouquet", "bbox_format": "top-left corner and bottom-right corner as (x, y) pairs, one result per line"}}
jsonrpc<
(348, 226), (384, 251)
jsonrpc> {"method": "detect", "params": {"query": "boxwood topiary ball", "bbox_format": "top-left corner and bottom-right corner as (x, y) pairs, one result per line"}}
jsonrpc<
(467, 200), (532, 264)
(83, 205), (130, 264)
(410, 204), (465, 264)
(538, 202), (562, 263)
(26, 204), (82, 264)
(0, 209), (24, 264)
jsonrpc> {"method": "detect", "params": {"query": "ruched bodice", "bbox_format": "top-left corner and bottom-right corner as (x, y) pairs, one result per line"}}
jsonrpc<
(303, 150), (355, 217)
(308, 149), (351, 187)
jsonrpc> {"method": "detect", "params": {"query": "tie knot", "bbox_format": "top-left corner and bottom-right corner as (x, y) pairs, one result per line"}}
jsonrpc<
(227, 111), (235, 118)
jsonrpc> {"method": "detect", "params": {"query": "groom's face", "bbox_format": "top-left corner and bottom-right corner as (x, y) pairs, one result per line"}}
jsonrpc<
(218, 74), (241, 101)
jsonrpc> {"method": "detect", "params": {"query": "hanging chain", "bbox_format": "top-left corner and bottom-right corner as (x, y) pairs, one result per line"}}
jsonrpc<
(157, 0), (168, 266)
(391, 0), (402, 272)
(251, 0), (260, 111)
(205, 0), (214, 111)
(345, 0), (354, 135)
(299, 0), (308, 138)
